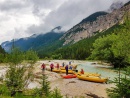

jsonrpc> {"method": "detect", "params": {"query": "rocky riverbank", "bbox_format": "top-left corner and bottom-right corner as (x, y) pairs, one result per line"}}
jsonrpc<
(32, 60), (114, 98)
(0, 60), (114, 98)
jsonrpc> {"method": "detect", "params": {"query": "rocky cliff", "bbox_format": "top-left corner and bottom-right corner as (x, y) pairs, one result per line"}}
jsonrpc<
(61, 3), (130, 45)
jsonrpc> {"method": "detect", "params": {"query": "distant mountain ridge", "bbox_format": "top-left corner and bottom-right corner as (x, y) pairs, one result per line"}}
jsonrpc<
(1, 27), (64, 52)
(60, 2), (130, 45)
(1, 1), (130, 56)
(51, 26), (62, 32)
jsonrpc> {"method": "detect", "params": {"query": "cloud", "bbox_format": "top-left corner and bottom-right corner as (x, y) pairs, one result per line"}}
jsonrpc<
(0, 0), (129, 44)
(0, 0), (30, 12)
(114, 0), (130, 3)
(28, 0), (116, 33)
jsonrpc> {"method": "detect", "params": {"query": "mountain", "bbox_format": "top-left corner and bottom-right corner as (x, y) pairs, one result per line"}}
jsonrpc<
(60, 2), (130, 45)
(80, 11), (108, 24)
(54, 24), (122, 60)
(1, 27), (64, 52)
(2, 1), (130, 59)
(124, 1), (130, 6)
(51, 26), (62, 32)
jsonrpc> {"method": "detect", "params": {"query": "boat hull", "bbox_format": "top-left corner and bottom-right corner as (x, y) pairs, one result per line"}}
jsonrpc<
(74, 72), (100, 77)
(61, 74), (77, 79)
(52, 69), (60, 73)
(60, 70), (74, 74)
(77, 75), (108, 83)
(60, 67), (65, 70)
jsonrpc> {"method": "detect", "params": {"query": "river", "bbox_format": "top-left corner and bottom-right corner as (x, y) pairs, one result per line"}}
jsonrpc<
(76, 61), (119, 80)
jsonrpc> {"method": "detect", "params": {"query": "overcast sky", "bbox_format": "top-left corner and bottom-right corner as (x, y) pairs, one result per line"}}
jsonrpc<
(0, 0), (129, 44)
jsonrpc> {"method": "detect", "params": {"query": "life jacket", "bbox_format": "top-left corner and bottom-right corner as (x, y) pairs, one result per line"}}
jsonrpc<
(50, 64), (54, 68)
(80, 69), (84, 74)
(42, 64), (45, 69)
(69, 66), (72, 70)
(57, 64), (59, 68)
(65, 65), (68, 70)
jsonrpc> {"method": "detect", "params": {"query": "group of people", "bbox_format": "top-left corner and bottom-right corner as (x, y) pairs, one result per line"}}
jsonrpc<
(41, 62), (59, 71)
(41, 61), (84, 75)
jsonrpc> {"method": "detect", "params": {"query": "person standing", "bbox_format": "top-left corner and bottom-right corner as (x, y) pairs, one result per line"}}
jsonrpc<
(69, 61), (71, 65)
(69, 65), (73, 70)
(65, 65), (68, 75)
(56, 63), (59, 69)
(62, 62), (65, 67)
(41, 63), (46, 71)
(50, 63), (54, 71)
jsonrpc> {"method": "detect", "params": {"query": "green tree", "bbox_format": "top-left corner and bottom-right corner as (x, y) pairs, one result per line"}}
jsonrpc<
(51, 87), (63, 98)
(107, 13), (130, 98)
(0, 45), (6, 54)
(89, 34), (117, 62)
(1, 48), (39, 97)
(89, 14), (130, 68)
(0, 45), (6, 63)
(25, 49), (39, 65)
(41, 74), (50, 97)
(107, 66), (130, 98)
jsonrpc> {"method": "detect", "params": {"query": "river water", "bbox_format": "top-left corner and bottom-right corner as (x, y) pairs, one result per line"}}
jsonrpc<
(76, 61), (119, 80)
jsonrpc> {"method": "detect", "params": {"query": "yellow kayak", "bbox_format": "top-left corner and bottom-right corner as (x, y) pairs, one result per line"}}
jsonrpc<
(74, 72), (100, 77)
(52, 69), (61, 73)
(77, 74), (108, 83)
(60, 67), (65, 70)
(60, 70), (74, 74)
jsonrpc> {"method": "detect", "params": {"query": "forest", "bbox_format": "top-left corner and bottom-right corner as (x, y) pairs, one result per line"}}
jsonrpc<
(52, 15), (130, 69)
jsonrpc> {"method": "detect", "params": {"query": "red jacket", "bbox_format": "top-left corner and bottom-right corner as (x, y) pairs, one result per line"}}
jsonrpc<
(80, 69), (84, 74)
(57, 64), (59, 68)
(50, 63), (54, 68)
(41, 63), (45, 69)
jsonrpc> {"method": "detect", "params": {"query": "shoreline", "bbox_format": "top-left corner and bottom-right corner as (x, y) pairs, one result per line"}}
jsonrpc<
(0, 60), (114, 98)
(33, 60), (114, 98)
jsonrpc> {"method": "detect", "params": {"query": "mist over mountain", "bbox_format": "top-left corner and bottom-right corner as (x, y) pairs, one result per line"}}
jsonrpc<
(1, 26), (64, 52)
(108, 1), (124, 12)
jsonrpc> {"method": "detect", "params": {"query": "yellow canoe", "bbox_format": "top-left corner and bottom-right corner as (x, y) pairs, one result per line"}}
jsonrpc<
(77, 74), (108, 83)
(60, 67), (65, 70)
(60, 70), (74, 74)
(74, 72), (100, 77)
(52, 69), (61, 73)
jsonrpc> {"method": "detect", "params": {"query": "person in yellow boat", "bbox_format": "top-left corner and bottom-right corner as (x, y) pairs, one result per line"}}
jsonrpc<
(80, 69), (84, 74)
